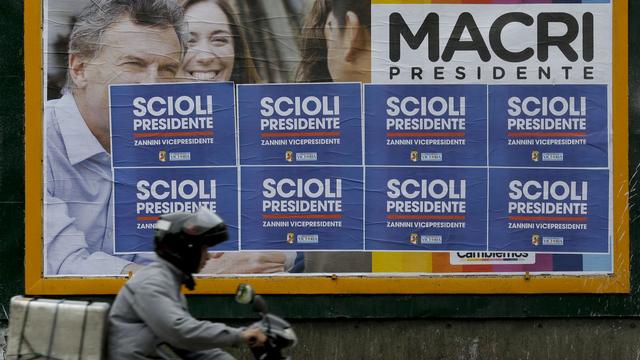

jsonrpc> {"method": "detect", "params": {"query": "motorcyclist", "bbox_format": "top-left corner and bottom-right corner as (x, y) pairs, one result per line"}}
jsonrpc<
(108, 208), (266, 359)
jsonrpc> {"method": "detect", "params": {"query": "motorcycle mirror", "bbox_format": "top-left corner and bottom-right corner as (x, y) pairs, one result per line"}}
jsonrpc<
(252, 295), (268, 314)
(235, 283), (255, 305)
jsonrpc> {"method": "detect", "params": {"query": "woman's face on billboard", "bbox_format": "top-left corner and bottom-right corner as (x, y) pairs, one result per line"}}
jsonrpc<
(182, 1), (235, 82)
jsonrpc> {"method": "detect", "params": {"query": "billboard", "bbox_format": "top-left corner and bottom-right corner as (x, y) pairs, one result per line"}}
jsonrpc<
(26, 0), (628, 294)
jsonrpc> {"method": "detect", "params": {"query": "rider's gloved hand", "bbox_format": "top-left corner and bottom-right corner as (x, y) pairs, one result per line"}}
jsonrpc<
(241, 327), (267, 348)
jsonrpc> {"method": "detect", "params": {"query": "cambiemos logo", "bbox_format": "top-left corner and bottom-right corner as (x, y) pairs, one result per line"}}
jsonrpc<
(450, 252), (535, 265)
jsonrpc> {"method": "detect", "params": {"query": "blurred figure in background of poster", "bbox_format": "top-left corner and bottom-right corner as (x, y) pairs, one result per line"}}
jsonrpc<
(296, 0), (370, 84)
(296, 0), (373, 272)
(44, 0), (185, 275)
(179, 0), (295, 273)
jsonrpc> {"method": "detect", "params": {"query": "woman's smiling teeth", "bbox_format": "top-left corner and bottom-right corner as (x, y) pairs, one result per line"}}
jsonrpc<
(190, 71), (219, 80)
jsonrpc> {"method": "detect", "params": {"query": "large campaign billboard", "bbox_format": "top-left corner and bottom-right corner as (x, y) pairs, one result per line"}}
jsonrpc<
(33, 0), (626, 295)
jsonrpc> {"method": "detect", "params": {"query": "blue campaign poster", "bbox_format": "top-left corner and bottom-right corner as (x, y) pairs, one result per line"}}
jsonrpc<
(240, 166), (363, 250)
(110, 82), (236, 167)
(489, 85), (608, 167)
(488, 168), (609, 253)
(238, 83), (362, 165)
(365, 167), (487, 251)
(364, 84), (487, 166)
(113, 167), (239, 253)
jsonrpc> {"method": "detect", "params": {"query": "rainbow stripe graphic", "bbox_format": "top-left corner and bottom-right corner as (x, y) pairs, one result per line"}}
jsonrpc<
(373, 1), (610, 3)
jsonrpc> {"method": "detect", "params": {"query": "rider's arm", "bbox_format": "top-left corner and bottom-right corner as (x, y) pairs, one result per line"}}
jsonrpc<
(127, 277), (244, 350)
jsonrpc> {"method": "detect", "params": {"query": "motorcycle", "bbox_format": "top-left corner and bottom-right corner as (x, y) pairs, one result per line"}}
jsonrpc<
(235, 283), (297, 360)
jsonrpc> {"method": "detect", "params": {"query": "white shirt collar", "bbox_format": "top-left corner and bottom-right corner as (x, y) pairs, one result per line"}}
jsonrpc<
(57, 93), (108, 165)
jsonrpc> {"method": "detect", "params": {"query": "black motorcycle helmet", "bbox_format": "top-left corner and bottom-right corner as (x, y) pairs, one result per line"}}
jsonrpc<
(154, 207), (228, 289)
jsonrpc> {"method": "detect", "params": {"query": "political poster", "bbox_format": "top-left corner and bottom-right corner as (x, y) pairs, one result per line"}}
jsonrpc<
(365, 84), (486, 165)
(489, 85), (608, 167)
(113, 167), (239, 253)
(371, 3), (611, 84)
(110, 82), (236, 167)
(488, 168), (609, 253)
(365, 167), (487, 251)
(240, 166), (364, 251)
(238, 83), (362, 165)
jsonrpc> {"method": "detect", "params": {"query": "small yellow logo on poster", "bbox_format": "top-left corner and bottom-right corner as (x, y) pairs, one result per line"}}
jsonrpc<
(410, 150), (418, 162)
(158, 150), (167, 162)
(285, 150), (293, 162)
(532, 234), (540, 246)
(286, 232), (295, 244)
(531, 150), (540, 162)
(410, 233), (418, 244)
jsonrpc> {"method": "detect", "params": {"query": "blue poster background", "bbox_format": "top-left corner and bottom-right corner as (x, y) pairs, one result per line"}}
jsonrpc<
(489, 85), (608, 167)
(113, 167), (239, 253)
(488, 168), (609, 253)
(110, 82), (236, 167)
(364, 84), (486, 166)
(238, 83), (362, 165)
(365, 167), (487, 251)
(240, 166), (363, 250)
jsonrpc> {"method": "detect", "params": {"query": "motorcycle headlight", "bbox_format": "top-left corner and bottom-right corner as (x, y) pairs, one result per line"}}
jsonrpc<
(283, 328), (297, 346)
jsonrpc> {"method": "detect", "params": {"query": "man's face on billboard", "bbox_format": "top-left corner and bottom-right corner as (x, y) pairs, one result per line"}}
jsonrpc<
(71, 16), (182, 132)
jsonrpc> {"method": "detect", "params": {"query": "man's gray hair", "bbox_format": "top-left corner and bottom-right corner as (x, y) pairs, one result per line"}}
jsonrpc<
(63, 0), (186, 93)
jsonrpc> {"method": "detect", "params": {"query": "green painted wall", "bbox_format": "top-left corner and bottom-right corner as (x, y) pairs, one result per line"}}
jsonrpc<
(0, 0), (25, 317)
(1, 0), (638, 320)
